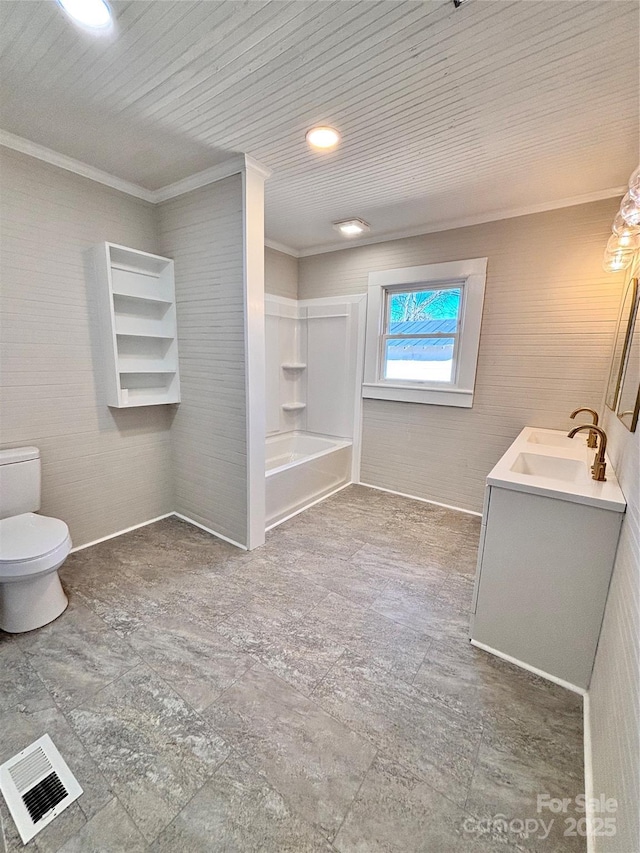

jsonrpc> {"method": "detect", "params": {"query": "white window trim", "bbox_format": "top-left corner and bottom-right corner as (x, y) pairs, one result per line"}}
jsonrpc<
(363, 258), (487, 407)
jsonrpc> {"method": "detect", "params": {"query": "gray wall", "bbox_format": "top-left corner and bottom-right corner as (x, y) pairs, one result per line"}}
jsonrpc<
(299, 199), (623, 512)
(0, 147), (174, 547)
(265, 246), (298, 299)
(158, 177), (248, 546)
(589, 357), (639, 851)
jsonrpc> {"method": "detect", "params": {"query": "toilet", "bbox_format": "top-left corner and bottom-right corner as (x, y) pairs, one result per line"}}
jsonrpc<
(0, 447), (71, 633)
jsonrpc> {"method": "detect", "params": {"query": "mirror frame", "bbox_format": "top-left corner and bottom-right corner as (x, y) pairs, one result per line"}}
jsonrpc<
(616, 277), (640, 432)
(606, 276), (638, 413)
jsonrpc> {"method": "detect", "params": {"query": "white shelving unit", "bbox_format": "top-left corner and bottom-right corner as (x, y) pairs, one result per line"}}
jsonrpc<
(94, 242), (180, 407)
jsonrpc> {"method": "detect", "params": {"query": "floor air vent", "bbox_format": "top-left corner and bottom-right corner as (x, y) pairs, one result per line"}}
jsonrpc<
(0, 735), (83, 844)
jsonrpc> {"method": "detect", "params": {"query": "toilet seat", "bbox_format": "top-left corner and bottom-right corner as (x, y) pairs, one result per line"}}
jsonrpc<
(0, 513), (71, 581)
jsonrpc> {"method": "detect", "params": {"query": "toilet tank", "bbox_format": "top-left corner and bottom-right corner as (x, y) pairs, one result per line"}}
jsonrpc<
(0, 447), (41, 519)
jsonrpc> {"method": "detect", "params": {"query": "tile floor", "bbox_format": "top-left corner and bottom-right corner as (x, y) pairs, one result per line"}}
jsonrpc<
(0, 486), (585, 852)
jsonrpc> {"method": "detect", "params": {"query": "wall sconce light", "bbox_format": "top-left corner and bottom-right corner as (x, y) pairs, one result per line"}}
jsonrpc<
(603, 166), (640, 271)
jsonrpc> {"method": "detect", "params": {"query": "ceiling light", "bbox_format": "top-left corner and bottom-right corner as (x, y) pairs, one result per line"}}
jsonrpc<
(333, 218), (370, 238)
(57, 0), (112, 29)
(306, 126), (341, 150)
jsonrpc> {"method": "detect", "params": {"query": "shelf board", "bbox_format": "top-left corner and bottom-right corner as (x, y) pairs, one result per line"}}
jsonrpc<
(119, 369), (177, 375)
(115, 331), (175, 340)
(112, 290), (173, 305)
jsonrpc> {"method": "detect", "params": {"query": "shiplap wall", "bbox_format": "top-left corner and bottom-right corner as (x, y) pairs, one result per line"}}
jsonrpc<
(158, 176), (248, 546)
(265, 247), (298, 299)
(0, 147), (173, 547)
(589, 315), (640, 851)
(299, 199), (624, 512)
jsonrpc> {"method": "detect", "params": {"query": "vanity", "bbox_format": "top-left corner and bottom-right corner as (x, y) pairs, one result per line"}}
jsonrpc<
(470, 427), (626, 690)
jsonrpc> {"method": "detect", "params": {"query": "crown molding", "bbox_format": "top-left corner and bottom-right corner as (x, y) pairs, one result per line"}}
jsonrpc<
(153, 153), (271, 202)
(294, 186), (626, 258)
(0, 130), (271, 204)
(0, 129), (156, 202)
(264, 238), (300, 258)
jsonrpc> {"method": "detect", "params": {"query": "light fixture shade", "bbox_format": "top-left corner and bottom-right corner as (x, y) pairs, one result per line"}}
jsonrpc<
(57, 0), (112, 28)
(629, 165), (640, 202)
(603, 246), (634, 273)
(306, 127), (341, 150)
(620, 191), (640, 226)
(607, 233), (640, 253)
(332, 218), (371, 237)
(612, 211), (640, 240)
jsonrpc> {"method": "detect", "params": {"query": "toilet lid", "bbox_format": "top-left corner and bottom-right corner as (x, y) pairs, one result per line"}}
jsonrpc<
(0, 513), (70, 562)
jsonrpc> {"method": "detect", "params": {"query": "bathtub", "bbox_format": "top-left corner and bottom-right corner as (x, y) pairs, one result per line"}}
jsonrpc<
(265, 432), (352, 528)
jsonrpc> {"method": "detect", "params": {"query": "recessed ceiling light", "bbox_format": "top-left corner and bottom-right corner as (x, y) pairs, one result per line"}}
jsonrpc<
(57, 0), (112, 29)
(306, 126), (341, 150)
(333, 218), (370, 238)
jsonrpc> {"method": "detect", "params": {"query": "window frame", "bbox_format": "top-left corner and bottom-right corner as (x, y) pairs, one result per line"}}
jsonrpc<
(379, 280), (464, 385)
(363, 258), (487, 407)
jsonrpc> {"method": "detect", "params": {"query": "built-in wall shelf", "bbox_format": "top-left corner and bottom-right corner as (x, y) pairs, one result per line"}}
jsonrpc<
(281, 402), (306, 412)
(94, 242), (181, 407)
(281, 363), (307, 370)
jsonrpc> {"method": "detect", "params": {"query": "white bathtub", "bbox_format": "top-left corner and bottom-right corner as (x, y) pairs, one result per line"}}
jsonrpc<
(265, 432), (352, 528)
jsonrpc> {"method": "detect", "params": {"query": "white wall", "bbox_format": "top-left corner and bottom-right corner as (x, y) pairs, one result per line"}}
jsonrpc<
(0, 147), (174, 547)
(589, 275), (639, 852)
(158, 176), (249, 546)
(265, 247), (298, 299)
(299, 199), (624, 512)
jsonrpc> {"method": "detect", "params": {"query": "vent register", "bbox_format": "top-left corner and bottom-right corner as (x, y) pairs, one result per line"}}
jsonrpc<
(0, 735), (82, 844)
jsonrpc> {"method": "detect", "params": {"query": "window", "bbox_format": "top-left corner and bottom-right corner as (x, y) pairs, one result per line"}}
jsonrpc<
(363, 258), (487, 407)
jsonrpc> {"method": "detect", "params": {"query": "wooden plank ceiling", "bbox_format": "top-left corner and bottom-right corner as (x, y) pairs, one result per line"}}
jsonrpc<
(0, 0), (637, 251)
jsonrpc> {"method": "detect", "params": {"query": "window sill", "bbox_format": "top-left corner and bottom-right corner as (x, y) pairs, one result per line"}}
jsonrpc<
(362, 382), (474, 407)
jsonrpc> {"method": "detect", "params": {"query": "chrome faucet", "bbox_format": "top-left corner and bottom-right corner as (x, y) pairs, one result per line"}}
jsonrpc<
(568, 424), (608, 481)
(569, 407), (599, 449)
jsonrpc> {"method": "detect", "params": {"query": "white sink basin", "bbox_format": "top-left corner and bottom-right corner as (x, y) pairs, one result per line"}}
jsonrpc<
(510, 452), (584, 483)
(526, 430), (578, 449)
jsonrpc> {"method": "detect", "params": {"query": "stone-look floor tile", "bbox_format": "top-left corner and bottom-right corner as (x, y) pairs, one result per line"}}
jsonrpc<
(370, 579), (471, 641)
(203, 664), (376, 839)
(267, 526), (365, 561)
(0, 639), (46, 712)
(155, 571), (253, 629)
(151, 753), (334, 853)
(413, 639), (583, 744)
(229, 557), (330, 619)
(306, 593), (432, 683)
(334, 754), (472, 853)
(218, 602), (345, 695)
(67, 664), (229, 842)
(56, 798), (147, 853)
(127, 616), (255, 712)
(69, 574), (177, 638)
(466, 740), (585, 852)
(14, 603), (139, 712)
(437, 572), (476, 612)
(299, 558), (391, 608)
(0, 701), (114, 845)
(349, 543), (449, 590)
(311, 652), (482, 807)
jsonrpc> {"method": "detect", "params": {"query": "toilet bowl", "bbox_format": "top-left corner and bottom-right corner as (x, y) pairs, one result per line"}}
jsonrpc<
(0, 447), (72, 633)
(0, 513), (71, 632)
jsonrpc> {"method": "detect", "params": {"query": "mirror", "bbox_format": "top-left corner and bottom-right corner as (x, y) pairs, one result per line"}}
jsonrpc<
(617, 277), (640, 431)
(606, 277), (637, 411)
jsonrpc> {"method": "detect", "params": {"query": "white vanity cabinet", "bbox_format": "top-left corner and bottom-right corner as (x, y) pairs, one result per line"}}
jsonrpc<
(470, 427), (626, 690)
(94, 242), (180, 407)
